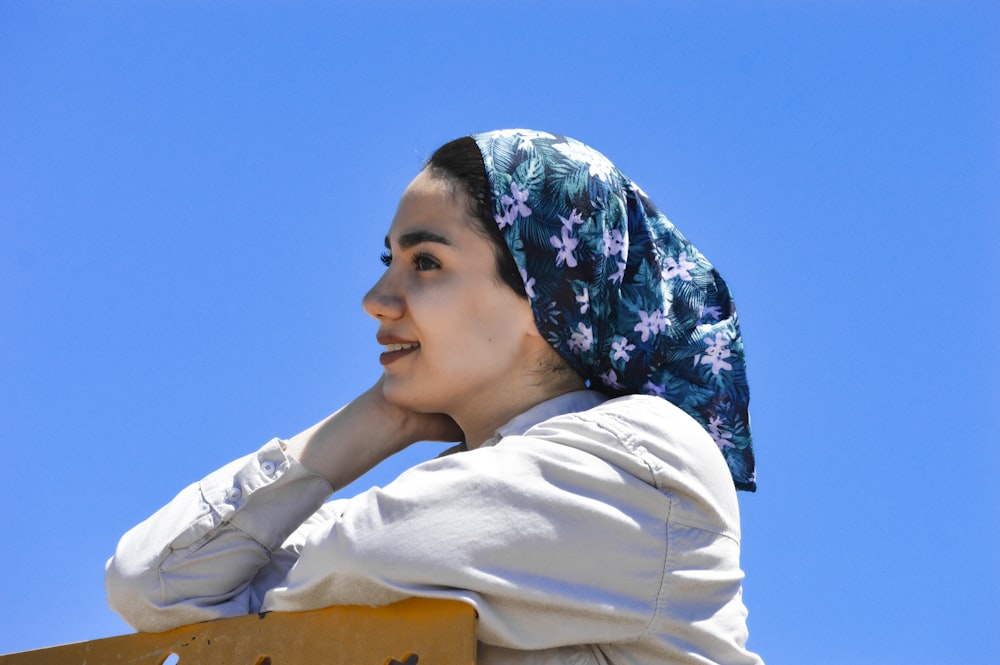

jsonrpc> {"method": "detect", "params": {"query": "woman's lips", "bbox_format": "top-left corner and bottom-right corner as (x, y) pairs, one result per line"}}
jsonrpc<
(379, 342), (419, 366)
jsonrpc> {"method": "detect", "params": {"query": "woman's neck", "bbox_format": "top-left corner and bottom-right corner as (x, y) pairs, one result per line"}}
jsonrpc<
(458, 366), (586, 449)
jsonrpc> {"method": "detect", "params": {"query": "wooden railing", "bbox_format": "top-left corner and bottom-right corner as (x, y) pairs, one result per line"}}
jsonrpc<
(0, 598), (477, 665)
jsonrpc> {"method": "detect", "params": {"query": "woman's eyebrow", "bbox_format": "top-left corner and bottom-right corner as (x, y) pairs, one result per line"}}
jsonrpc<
(385, 229), (453, 250)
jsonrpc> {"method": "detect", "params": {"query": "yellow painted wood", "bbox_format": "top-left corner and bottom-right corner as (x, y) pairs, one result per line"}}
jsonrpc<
(0, 598), (477, 665)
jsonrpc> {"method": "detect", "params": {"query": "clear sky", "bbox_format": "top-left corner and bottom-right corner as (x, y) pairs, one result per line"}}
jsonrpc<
(1, 2), (997, 663)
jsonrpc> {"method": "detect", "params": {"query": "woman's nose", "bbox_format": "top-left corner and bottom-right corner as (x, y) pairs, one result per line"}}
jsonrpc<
(362, 272), (404, 320)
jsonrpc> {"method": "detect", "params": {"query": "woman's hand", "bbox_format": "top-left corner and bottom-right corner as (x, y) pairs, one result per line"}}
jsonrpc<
(368, 376), (465, 449)
(283, 378), (462, 491)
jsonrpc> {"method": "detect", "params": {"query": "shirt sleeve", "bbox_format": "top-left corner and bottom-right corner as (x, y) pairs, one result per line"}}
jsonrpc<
(261, 436), (672, 650)
(105, 438), (334, 632)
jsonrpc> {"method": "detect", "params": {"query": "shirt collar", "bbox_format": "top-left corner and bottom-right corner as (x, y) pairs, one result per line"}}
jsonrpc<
(478, 390), (609, 448)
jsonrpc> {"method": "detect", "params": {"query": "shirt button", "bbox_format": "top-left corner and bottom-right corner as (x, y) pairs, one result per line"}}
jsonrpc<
(261, 460), (277, 477)
(224, 486), (243, 503)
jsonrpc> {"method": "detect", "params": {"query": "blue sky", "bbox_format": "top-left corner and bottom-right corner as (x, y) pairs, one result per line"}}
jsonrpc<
(1, 2), (997, 663)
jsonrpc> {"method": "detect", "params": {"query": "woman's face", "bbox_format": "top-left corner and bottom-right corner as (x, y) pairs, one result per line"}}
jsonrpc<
(363, 170), (541, 422)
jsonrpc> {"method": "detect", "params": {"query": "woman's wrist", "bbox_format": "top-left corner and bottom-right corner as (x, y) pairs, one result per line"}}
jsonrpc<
(284, 385), (413, 490)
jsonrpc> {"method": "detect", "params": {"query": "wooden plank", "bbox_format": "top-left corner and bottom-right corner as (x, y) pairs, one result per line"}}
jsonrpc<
(0, 598), (477, 665)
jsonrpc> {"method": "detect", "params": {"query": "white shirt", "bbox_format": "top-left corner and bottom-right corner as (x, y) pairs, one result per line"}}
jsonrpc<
(106, 391), (763, 665)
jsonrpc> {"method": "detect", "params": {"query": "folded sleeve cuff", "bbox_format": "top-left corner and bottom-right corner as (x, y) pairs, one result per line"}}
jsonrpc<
(201, 438), (334, 551)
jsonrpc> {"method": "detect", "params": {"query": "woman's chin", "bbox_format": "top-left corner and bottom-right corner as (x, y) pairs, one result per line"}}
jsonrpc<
(380, 377), (437, 412)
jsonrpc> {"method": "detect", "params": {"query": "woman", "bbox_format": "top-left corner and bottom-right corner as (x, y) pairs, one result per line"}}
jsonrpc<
(106, 130), (762, 665)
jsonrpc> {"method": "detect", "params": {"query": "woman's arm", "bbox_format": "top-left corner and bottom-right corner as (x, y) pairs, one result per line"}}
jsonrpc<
(104, 439), (334, 631)
(105, 380), (461, 632)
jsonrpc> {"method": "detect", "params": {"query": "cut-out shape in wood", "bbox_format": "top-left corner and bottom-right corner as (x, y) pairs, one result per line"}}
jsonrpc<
(385, 653), (420, 665)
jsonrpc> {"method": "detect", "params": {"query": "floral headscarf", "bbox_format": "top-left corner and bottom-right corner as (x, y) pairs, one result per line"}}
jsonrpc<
(473, 130), (756, 491)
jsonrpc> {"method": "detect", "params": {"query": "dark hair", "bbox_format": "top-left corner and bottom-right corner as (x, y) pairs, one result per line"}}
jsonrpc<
(425, 137), (527, 298)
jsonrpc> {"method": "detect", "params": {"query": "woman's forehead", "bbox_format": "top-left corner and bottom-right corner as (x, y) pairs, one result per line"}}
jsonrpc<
(387, 172), (476, 244)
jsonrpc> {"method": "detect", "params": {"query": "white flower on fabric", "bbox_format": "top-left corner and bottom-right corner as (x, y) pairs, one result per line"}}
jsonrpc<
(600, 369), (624, 390)
(602, 228), (626, 258)
(576, 287), (590, 314)
(519, 268), (536, 299)
(642, 380), (665, 397)
(495, 209), (515, 229)
(700, 304), (723, 321)
(559, 208), (585, 231)
(608, 260), (626, 283)
(500, 182), (532, 217)
(611, 336), (635, 362)
(497, 182), (532, 229)
(491, 129), (529, 139)
(633, 309), (670, 342)
(568, 322), (593, 353)
(490, 129), (556, 145)
(662, 251), (696, 282)
(553, 140), (616, 182)
(550, 226), (579, 268)
(700, 333), (733, 374)
(509, 182), (532, 216)
(708, 415), (735, 450)
(517, 136), (536, 151)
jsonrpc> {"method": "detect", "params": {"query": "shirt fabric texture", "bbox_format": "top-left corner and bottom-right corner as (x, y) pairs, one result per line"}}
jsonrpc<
(106, 391), (763, 665)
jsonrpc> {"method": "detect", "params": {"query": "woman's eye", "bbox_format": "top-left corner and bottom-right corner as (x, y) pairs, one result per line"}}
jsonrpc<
(379, 251), (392, 267)
(412, 253), (440, 271)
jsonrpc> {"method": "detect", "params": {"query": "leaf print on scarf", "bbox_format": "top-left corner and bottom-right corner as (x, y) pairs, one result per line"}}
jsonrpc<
(553, 139), (616, 183)
(608, 260), (626, 284)
(708, 415), (736, 450)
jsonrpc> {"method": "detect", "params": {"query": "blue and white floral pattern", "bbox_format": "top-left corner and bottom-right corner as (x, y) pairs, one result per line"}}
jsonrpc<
(474, 129), (756, 491)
